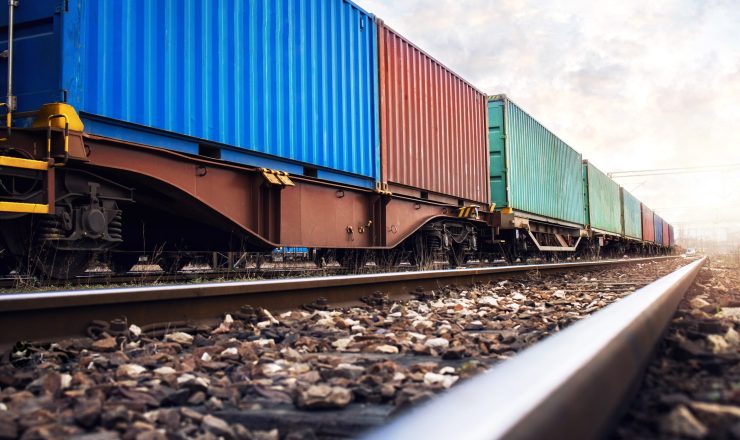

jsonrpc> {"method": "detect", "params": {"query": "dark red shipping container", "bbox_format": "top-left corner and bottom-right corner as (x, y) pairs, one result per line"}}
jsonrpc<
(377, 20), (490, 205)
(662, 221), (670, 247)
(641, 203), (655, 243)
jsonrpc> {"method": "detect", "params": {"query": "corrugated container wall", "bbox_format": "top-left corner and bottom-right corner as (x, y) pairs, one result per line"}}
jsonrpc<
(654, 215), (664, 245)
(662, 222), (670, 247)
(2, 0), (380, 185)
(489, 96), (585, 226)
(641, 204), (655, 243)
(621, 188), (642, 240)
(377, 21), (489, 204)
(583, 161), (622, 234)
(669, 224), (676, 246)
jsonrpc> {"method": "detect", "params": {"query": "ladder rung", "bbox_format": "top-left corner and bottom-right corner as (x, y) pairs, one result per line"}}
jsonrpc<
(0, 201), (49, 214)
(0, 156), (48, 171)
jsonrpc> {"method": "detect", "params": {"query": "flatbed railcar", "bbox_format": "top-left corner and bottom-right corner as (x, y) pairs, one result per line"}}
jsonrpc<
(0, 0), (674, 279)
(0, 0), (493, 278)
(487, 95), (587, 260)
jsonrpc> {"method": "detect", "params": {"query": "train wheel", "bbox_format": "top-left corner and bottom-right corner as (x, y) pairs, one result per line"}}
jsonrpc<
(0, 216), (99, 280)
(109, 253), (140, 274)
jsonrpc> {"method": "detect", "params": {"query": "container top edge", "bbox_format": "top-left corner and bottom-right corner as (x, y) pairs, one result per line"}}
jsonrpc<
(490, 96), (585, 161)
(345, 0), (377, 20)
(585, 160), (619, 188)
(377, 19), (487, 99)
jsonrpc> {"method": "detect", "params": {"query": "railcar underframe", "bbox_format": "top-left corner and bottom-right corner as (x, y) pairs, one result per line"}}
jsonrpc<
(0, 124), (492, 278)
(0, 119), (672, 279)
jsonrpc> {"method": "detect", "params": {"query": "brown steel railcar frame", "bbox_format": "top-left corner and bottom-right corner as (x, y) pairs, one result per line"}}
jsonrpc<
(2, 127), (489, 252)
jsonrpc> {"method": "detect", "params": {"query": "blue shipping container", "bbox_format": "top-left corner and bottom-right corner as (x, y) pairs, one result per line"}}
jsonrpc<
(654, 214), (664, 245)
(0, 0), (380, 188)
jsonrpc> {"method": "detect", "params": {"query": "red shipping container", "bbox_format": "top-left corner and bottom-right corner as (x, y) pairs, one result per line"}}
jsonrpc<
(662, 221), (670, 246)
(377, 20), (490, 205)
(641, 203), (655, 242)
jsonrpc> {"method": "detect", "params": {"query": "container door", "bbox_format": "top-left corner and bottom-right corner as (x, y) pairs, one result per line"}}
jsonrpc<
(582, 163), (591, 226)
(0, 0), (62, 113)
(488, 101), (507, 207)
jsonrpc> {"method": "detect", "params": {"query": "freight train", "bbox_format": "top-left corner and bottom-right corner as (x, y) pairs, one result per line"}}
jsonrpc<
(0, 0), (674, 279)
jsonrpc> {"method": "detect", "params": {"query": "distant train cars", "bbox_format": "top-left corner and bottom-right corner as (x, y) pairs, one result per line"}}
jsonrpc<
(487, 95), (671, 260)
(0, 0), (673, 278)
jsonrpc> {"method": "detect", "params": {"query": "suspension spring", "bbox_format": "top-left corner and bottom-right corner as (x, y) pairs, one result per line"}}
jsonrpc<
(108, 211), (123, 241)
(38, 217), (63, 241)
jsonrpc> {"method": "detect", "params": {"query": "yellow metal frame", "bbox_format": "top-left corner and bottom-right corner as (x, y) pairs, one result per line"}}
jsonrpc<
(32, 103), (84, 132)
(47, 114), (70, 156)
(275, 171), (295, 187)
(0, 201), (49, 214)
(260, 168), (295, 187)
(0, 103), (68, 215)
(0, 156), (48, 171)
(374, 181), (393, 196)
(0, 156), (51, 214)
(458, 206), (481, 219)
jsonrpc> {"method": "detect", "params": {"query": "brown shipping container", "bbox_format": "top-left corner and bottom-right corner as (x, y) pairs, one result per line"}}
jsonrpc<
(377, 20), (490, 205)
(641, 203), (655, 242)
(662, 221), (670, 246)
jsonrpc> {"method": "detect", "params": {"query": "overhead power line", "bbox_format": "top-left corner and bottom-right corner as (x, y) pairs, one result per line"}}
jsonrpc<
(609, 164), (740, 178)
(652, 205), (729, 210)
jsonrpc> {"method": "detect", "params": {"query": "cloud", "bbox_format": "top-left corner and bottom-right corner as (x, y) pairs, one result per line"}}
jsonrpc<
(356, 0), (740, 240)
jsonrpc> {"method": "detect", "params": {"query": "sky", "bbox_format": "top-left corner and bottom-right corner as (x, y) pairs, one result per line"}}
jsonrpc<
(355, 0), (740, 244)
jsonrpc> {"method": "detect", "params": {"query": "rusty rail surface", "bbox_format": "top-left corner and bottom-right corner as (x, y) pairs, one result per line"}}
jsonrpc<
(0, 257), (678, 352)
(364, 257), (705, 440)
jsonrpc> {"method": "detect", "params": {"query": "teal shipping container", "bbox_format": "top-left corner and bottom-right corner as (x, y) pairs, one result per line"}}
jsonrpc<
(583, 161), (622, 234)
(488, 95), (585, 227)
(620, 187), (642, 240)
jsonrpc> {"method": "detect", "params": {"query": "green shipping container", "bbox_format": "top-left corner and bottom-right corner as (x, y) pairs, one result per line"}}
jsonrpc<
(488, 95), (585, 227)
(583, 161), (622, 234)
(620, 187), (642, 240)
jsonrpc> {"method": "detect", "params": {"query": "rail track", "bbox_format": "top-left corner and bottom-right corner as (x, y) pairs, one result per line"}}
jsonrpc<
(0, 256), (677, 351)
(366, 257), (706, 440)
(0, 256), (697, 439)
(0, 266), (347, 291)
(0, 259), (510, 291)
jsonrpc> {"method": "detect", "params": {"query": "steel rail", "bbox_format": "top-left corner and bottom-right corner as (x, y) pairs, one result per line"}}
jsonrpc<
(0, 256), (677, 352)
(0, 266), (348, 290)
(363, 257), (705, 440)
